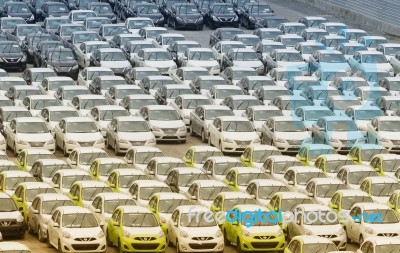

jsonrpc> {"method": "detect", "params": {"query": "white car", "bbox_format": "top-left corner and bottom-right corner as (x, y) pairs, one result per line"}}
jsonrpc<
(221, 95), (262, 117)
(5, 117), (55, 154)
(133, 48), (176, 74)
(90, 48), (132, 76)
(245, 179), (289, 206)
(287, 236), (339, 253)
(144, 157), (185, 182)
(55, 117), (105, 156)
(6, 86), (43, 106)
(88, 75), (127, 95)
(30, 159), (71, 184)
(184, 180), (230, 209)
(128, 180), (171, 207)
(222, 48), (264, 75)
(304, 178), (347, 206)
(189, 75), (226, 95)
(280, 166), (326, 192)
(344, 106), (384, 133)
(0, 77), (26, 96)
(69, 94), (109, 116)
(164, 167), (209, 194)
(170, 94), (211, 127)
(356, 237), (400, 253)
(261, 116), (310, 153)
(167, 205), (224, 253)
(138, 105), (187, 143)
(287, 204), (347, 250)
(27, 193), (74, 242)
(208, 116), (260, 154)
(139, 27), (169, 42)
(125, 67), (160, 85)
(344, 203), (400, 244)
(75, 41), (111, 68)
(66, 147), (109, 171)
(87, 105), (129, 136)
(22, 95), (60, 116)
(267, 67), (303, 87)
(38, 106), (79, 133)
(294, 41), (326, 61)
(315, 153), (354, 177)
(123, 146), (164, 170)
(87, 157), (129, 182)
(105, 116), (156, 155)
(337, 165), (378, 190)
(125, 17), (154, 34)
(180, 48), (220, 74)
(200, 156), (241, 182)
(369, 153), (400, 179)
(182, 146), (223, 169)
(105, 85), (146, 106)
(153, 33), (186, 49)
(50, 169), (92, 195)
(39, 77), (75, 97)
(367, 116), (400, 152)
(169, 67), (210, 85)
(0, 106), (31, 133)
(77, 67), (114, 87)
(54, 86), (90, 106)
(47, 206), (106, 253)
(211, 41), (246, 63)
(241, 144), (281, 169)
(359, 176), (400, 204)
(68, 10), (97, 24)
(206, 85), (244, 105)
(23, 68), (57, 87)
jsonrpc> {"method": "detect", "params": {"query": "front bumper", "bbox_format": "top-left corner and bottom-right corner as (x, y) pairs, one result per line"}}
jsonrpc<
(16, 142), (55, 154)
(153, 128), (187, 142)
(174, 19), (203, 29)
(119, 235), (166, 252)
(59, 237), (106, 253)
(115, 139), (157, 153)
(0, 60), (26, 70)
(0, 221), (25, 237)
(239, 234), (285, 252)
(178, 236), (224, 252)
(65, 141), (105, 154)
(221, 140), (259, 153)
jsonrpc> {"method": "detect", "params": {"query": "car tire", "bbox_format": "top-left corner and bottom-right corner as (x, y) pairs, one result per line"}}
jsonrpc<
(63, 143), (68, 157)
(46, 232), (51, 247)
(344, 227), (351, 244)
(237, 238), (243, 253)
(359, 235), (364, 245)
(201, 129), (207, 143)
(106, 230), (113, 247)
(224, 229), (231, 246)
(190, 124), (195, 136)
(38, 226), (46, 242)
(58, 240), (65, 253)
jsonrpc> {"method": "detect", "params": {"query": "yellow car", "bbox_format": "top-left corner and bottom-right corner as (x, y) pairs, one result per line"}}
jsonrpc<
(296, 144), (336, 166)
(285, 235), (338, 253)
(11, 182), (56, 223)
(88, 157), (129, 182)
(347, 144), (388, 165)
(387, 190), (400, 215)
(222, 204), (285, 252)
(106, 168), (150, 194)
(313, 154), (354, 177)
(328, 190), (373, 215)
(106, 205), (166, 252)
(369, 153), (400, 177)
(15, 149), (55, 171)
(223, 167), (267, 192)
(147, 192), (192, 234)
(182, 146), (223, 168)
(0, 171), (36, 196)
(240, 145), (281, 169)
(67, 180), (112, 207)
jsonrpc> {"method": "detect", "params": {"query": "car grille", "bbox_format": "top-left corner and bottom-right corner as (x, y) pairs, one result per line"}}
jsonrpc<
(0, 220), (16, 226)
(78, 141), (95, 147)
(133, 237), (156, 241)
(189, 243), (216, 249)
(192, 237), (214, 241)
(287, 140), (302, 145)
(251, 242), (279, 248)
(392, 140), (400, 145)
(74, 238), (96, 241)
(162, 128), (177, 134)
(130, 141), (146, 146)
(158, 67), (170, 73)
(235, 140), (251, 145)
(320, 234), (336, 239)
(340, 140), (356, 146)
(219, 17), (234, 21)
(71, 244), (99, 250)
(378, 233), (398, 237)
(131, 243), (159, 250)
(29, 142), (45, 147)
(3, 58), (20, 63)
(111, 68), (123, 73)
(254, 235), (276, 240)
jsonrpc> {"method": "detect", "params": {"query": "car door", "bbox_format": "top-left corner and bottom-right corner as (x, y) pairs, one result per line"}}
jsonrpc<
(108, 209), (121, 243)
(55, 120), (65, 148)
(48, 210), (60, 246)
(347, 206), (361, 240)
(168, 210), (179, 243)
(76, 43), (86, 67)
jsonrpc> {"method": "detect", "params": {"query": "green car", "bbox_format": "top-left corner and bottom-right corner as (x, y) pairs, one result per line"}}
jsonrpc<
(88, 157), (129, 182)
(295, 144), (336, 166)
(347, 144), (387, 165)
(284, 235), (338, 253)
(106, 168), (150, 194)
(223, 167), (267, 192)
(107, 205), (166, 252)
(147, 192), (192, 234)
(369, 153), (400, 177)
(15, 149), (56, 171)
(67, 180), (112, 207)
(11, 182), (56, 223)
(182, 146), (223, 168)
(240, 145), (281, 169)
(223, 204), (285, 252)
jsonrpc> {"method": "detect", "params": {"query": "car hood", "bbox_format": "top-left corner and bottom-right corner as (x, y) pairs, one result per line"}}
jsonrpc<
(65, 132), (103, 141)
(319, 62), (350, 71)
(354, 120), (369, 129)
(144, 60), (176, 68)
(137, 13), (163, 19)
(118, 132), (155, 141)
(371, 196), (389, 204)
(277, 61), (308, 69)
(48, 12), (69, 17)
(123, 226), (163, 236)
(222, 132), (259, 141)
(63, 227), (102, 237)
(232, 60), (262, 68)
(364, 223), (400, 234)
(10, 13), (32, 19)
(149, 120), (184, 128)
(304, 224), (343, 235)
(362, 63), (393, 71)
(326, 131), (363, 140)
(100, 61), (131, 68)
(0, 52), (24, 58)
(275, 131), (310, 140)
(181, 226), (220, 237)
(17, 133), (53, 142)
(187, 60), (218, 68)
(245, 224), (282, 234)
(0, 211), (21, 219)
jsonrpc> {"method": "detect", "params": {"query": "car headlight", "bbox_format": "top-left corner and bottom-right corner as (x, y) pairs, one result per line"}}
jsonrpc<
(96, 139), (105, 144)
(216, 230), (222, 237)
(249, 16), (256, 22)
(21, 54), (27, 61)
(17, 215), (24, 223)
(257, 65), (264, 70)
(357, 137), (366, 143)
(276, 229), (284, 236)
(98, 231), (104, 238)
(338, 228), (345, 235)
(196, 17), (203, 23)
(147, 138), (156, 144)
(28, 15), (34, 21)
(111, 16), (117, 20)
(212, 16), (218, 21)
(66, 140), (78, 144)
(17, 140), (28, 145)
(276, 139), (286, 143)
(157, 230), (164, 238)
(124, 229), (131, 237)
(46, 139), (55, 145)
(62, 231), (71, 238)
(253, 138), (260, 143)
(380, 138), (390, 142)
(179, 126), (186, 131)
(365, 227), (373, 234)
(152, 127), (161, 132)
(304, 229), (312, 235)
(180, 230), (188, 238)
(242, 229), (251, 236)
(118, 139), (129, 144)
(223, 138), (234, 143)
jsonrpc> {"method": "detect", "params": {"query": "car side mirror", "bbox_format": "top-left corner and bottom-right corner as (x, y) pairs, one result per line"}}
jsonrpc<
(32, 209), (39, 214)
(232, 220), (238, 226)
(228, 181), (235, 186)
(308, 192), (314, 197)
(288, 180), (294, 185)
(12, 129), (16, 133)
(191, 195), (197, 200)
(389, 203), (395, 209)
(53, 223), (59, 227)
(331, 204), (338, 210)
(95, 209), (101, 213)
(298, 156), (306, 162)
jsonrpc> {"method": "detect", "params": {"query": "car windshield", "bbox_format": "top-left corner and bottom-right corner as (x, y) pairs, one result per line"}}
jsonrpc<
(340, 195), (372, 210)
(32, 71), (57, 82)
(222, 121), (254, 132)
(158, 199), (190, 213)
(220, 30), (243, 40)
(17, 26), (42, 36)
(281, 197), (312, 211)
(0, 197), (17, 211)
(48, 5), (68, 14)
(263, 89), (290, 100)
(178, 173), (208, 187)
(47, 80), (75, 91)
(339, 80), (368, 91)
(254, 110), (282, 121)
(281, 38), (304, 47)
(156, 162), (185, 175)
(31, 99), (60, 110)
(278, 52), (303, 62)
(384, 46), (400, 56)
(0, 99), (11, 107)
(371, 183), (400, 196)
(182, 71), (208, 81)
(193, 151), (223, 164)
(139, 186), (170, 200)
(98, 163), (129, 177)
(204, 109), (233, 120)
(61, 26), (86, 36)
(2, 111), (31, 122)
(301, 45), (325, 54)
(62, 175), (92, 189)
(232, 99), (261, 110)
(73, 12), (97, 21)
(223, 197), (255, 211)
(233, 51), (258, 61)
(103, 26), (128, 36)
(196, 79), (226, 90)
(258, 185), (289, 199)
(41, 199), (73, 214)
(296, 172), (325, 185)
(101, 51), (126, 61)
(145, 51), (172, 61)
(146, 30), (167, 39)
(237, 173), (267, 186)
(91, 5), (112, 14)
(62, 89), (90, 100)
(135, 152), (164, 164)
(118, 175), (148, 188)
(8, 4), (30, 13)
(364, 209), (398, 223)
(99, 110), (129, 121)
(332, 99), (360, 110)
(79, 152), (108, 165)
(324, 159), (353, 173)
(5, 177), (35, 190)
(118, 121), (149, 132)
(362, 90), (391, 100)
(180, 213), (216, 227)
(200, 186), (230, 200)
(40, 164), (70, 178)
(176, 5), (198, 14)
(149, 110), (179, 120)
(0, 79), (24, 90)
(129, 98), (157, 108)
(320, 53), (346, 63)
(315, 183), (346, 198)
(86, 19), (111, 30)
(282, 99), (311, 109)
(0, 164), (18, 171)
(26, 188), (56, 202)
(103, 199), (135, 213)
(16, 122), (48, 133)
(49, 111), (79, 122)
(302, 243), (337, 252)
(221, 43), (246, 54)
(50, 50), (75, 61)
(379, 120), (400, 131)
(127, 20), (154, 29)
(275, 121), (305, 132)
(122, 213), (158, 227)
(277, 71), (302, 81)
(382, 159), (400, 172)
(0, 43), (21, 53)
(62, 213), (98, 228)
(262, 44), (286, 53)
(247, 79), (275, 90)
(376, 245), (400, 252)
(304, 110), (334, 120)
(80, 98), (108, 109)
(213, 161), (242, 176)
(321, 71), (347, 81)
(66, 122), (98, 133)
(252, 150), (281, 163)
(2, 19), (25, 29)
(308, 149), (336, 161)
(15, 89), (43, 99)
(88, 70), (114, 80)
(188, 51), (215, 61)
(134, 72), (159, 82)
(348, 170), (378, 185)
(361, 149), (388, 162)
(326, 120), (358, 131)
(82, 186), (112, 201)
(354, 109), (383, 120)
(75, 33), (100, 44)
(215, 89), (243, 99)
(325, 38), (347, 47)
(362, 54), (387, 63)
(161, 36), (185, 46)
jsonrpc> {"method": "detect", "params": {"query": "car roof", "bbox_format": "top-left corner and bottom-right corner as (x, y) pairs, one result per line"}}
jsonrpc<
(35, 193), (71, 201)
(307, 178), (343, 185)
(271, 116), (302, 122)
(376, 116), (400, 121)
(193, 180), (227, 187)
(151, 156), (183, 163)
(18, 182), (53, 189)
(340, 165), (374, 172)
(134, 180), (168, 187)
(288, 166), (322, 173)
(218, 191), (252, 199)
(217, 116), (250, 122)
(229, 167), (263, 174)
(57, 169), (89, 176)
(153, 192), (188, 200)
(171, 167), (204, 174)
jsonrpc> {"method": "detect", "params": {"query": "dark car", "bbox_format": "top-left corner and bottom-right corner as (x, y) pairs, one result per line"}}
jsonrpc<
(205, 3), (239, 29)
(209, 27), (243, 47)
(88, 2), (117, 23)
(40, 2), (69, 20)
(23, 33), (53, 62)
(255, 15), (288, 29)
(41, 47), (79, 79)
(167, 3), (204, 30)
(194, 0), (221, 15)
(50, 23), (86, 41)
(67, 0), (99, 10)
(130, 3), (165, 27)
(0, 17), (26, 34)
(33, 40), (65, 67)
(120, 0), (152, 20)
(1, 2), (35, 23)
(240, 3), (273, 29)
(41, 17), (69, 34)
(231, 0), (256, 16)
(83, 17), (111, 31)
(0, 41), (27, 71)
(28, 0), (48, 21)
(160, 0), (187, 19)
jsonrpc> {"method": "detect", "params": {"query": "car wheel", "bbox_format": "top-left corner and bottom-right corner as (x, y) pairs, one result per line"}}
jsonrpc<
(106, 230), (113, 247)
(176, 240), (181, 253)
(118, 239), (125, 253)
(58, 240), (65, 253)
(27, 219), (34, 234)
(237, 238), (243, 253)
(359, 235), (364, 245)
(223, 229), (231, 246)
(201, 129), (207, 143)
(166, 231), (173, 247)
(38, 226), (46, 242)
(190, 123), (195, 136)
